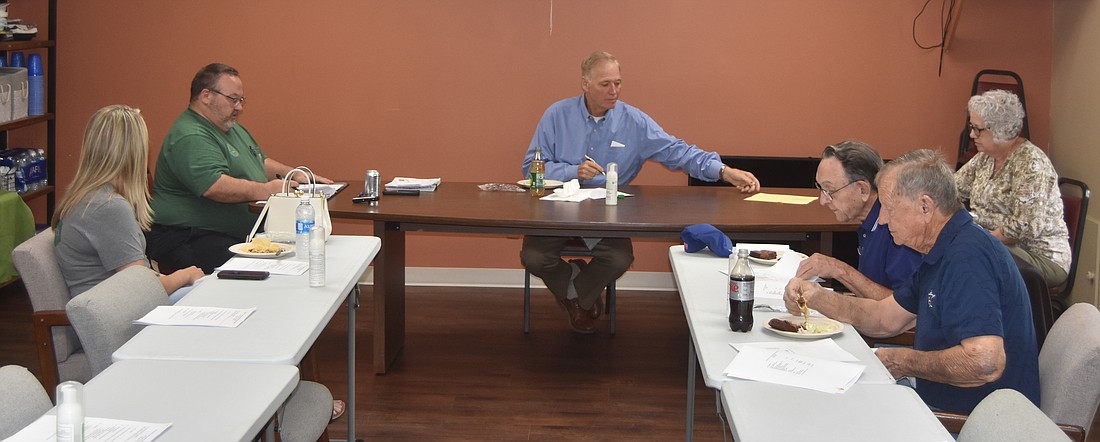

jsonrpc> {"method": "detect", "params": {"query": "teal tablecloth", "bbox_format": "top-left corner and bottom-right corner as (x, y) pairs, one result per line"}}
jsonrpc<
(0, 191), (35, 282)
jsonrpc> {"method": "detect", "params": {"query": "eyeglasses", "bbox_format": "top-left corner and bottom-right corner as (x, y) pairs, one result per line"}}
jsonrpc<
(968, 123), (990, 136)
(815, 180), (857, 200)
(209, 88), (246, 107)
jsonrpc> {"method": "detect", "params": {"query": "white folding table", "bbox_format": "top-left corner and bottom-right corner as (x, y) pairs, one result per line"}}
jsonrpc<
(669, 246), (946, 440)
(722, 380), (953, 441)
(113, 235), (379, 441)
(10, 360), (299, 442)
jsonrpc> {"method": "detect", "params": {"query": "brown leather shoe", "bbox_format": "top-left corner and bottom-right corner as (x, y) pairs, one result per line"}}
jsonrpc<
(557, 297), (596, 334)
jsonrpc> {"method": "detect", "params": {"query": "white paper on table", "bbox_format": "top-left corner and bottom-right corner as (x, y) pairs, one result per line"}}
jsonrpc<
(134, 306), (257, 327)
(296, 182), (348, 199)
(584, 188), (632, 200)
(756, 250), (804, 297)
(219, 257), (308, 276)
(11, 415), (172, 442)
(729, 339), (859, 362)
(724, 346), (865, 393)
(385, 177), (441, 191)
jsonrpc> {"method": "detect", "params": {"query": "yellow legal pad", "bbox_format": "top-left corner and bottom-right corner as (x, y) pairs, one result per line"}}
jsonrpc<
(744, 193), (820, 205)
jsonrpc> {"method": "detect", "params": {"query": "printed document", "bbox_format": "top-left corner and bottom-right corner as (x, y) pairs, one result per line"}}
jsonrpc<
(10, 416), (171, 442)
(134, 306), (257, 327)
(724, 346), (865, 393)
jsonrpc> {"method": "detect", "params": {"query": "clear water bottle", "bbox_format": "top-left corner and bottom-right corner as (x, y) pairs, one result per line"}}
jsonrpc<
(295, 195), (315, 261)
(13, 151), (27, 193)
(55, 381), (85, 442)
(728, 248), (755, 332)
(309, 225), (325, 287)
(36, 149), (48, 188)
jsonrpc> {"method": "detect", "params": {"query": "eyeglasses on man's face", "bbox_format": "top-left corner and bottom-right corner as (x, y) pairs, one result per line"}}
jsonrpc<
(968, 122), (991, 137)
(815, 180), (857, 200)
(209, 88), (246, 107)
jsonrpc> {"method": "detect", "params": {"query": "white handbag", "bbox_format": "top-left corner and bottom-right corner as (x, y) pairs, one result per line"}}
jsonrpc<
(247, 166), (332, 242)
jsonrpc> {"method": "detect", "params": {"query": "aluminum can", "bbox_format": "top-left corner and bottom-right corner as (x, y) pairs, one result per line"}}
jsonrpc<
(364, 170), (381, 201)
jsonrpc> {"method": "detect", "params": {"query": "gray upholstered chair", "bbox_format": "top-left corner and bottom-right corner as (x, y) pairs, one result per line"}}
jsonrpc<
(1038, 302), (1100, 436)
(66, 266), (332, 441)
(0, 365), (53, 439)
(10, 228), (91, 394)
(956, 389), (1070, 442)
(66, 266), (168, 376)
(935, 302), (1100, 442)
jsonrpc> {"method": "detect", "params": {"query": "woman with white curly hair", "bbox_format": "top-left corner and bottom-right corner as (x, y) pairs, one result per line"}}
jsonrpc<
(955, 89), (1071, 286)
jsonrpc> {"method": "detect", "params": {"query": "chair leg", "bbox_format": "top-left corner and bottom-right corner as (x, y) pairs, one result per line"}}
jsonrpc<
(608, 282), (616, 336)
(524, 270), (532, 334)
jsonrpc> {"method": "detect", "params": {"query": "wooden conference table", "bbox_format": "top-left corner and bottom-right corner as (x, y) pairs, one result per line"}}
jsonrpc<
(328, 181), (853, 373)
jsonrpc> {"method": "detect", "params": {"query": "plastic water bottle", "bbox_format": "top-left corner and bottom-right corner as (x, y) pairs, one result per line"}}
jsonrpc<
(13, 151), (27, 193)
(28, 53), (44, 116)
(295, 195), (315, 261)
(728, 248), (755, 332)
(36, 149), (47, 188)
(55, 381), (85, 442)
(605, 162), (618, 206)
(309, 225), (325, 287)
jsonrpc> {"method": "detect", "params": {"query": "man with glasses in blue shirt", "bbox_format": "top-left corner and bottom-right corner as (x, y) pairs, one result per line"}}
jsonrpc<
(147, 63), (332, 273)
(520, 51), (759, 333)
(795, 141), (921, 298)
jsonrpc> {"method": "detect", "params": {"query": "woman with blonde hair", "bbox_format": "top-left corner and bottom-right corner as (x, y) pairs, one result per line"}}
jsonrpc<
(53, 104), (203, 301)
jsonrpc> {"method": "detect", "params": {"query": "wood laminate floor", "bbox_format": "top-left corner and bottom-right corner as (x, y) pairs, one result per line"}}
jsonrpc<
(2, 282), (1097, 441)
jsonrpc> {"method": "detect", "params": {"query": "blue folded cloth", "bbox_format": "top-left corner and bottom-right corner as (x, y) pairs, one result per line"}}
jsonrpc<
(680, 224), (733, 257)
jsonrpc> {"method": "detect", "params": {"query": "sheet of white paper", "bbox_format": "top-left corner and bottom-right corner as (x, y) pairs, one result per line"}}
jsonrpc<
(134, 306), (257, 327)
(585, 188), (632, 200)
(219, 257), (308, 276)
(724, 346), (865, 393)
(296, 182), (347, 199)
(541, 180), (588, 202)
(11, 415), (172, 442)
(385, 177), (441, 191)
(729, 339), (859, 362)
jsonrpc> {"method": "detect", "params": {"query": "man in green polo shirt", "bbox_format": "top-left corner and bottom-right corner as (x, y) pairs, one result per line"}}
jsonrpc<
(147, 63), (331, 273)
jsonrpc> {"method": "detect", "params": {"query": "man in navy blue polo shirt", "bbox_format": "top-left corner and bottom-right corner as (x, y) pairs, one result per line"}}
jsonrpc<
(784, 149), (1039, 413)
(795, 141), (921, 298)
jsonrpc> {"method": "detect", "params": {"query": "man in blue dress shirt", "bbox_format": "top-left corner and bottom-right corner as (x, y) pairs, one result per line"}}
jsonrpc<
(795, 141), (922, 298)
(520, 51), (759, 334)
(784, 149), (1039, 413)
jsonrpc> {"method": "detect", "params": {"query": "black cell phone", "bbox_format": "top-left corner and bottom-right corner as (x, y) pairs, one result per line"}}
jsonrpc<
(217, 270), (270, 280)
(383, 189), (420, 196)
(352, 192), (379, 203)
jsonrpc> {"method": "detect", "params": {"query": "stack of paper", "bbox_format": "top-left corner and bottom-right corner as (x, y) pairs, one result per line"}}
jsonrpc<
(297, 182), (347, 199)
(539, 179), (632, 202)
(134, 306), (257, 328)
(386, 177), (441, 192)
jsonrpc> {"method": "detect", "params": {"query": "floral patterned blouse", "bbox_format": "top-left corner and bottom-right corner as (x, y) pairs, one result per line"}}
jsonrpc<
(955, 140), (1071, 273)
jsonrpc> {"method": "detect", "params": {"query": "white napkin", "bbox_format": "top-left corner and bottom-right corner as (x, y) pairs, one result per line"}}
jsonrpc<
(540, 179), (589, 202)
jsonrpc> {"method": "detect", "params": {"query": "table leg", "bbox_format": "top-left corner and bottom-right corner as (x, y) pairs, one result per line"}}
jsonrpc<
(373, 221), (406, 374)
(347, 284), (359, 441)
(686, 338), (697, 442)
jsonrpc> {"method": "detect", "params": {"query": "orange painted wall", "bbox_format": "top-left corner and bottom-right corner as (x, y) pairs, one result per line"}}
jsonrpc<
(21, 0), (1053, 273)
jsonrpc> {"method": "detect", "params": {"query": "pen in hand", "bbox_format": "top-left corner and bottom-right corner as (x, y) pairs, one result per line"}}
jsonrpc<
(585, 155), (605, 175)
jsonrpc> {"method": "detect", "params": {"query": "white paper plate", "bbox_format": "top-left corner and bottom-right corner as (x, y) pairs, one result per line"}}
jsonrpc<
(229, 242), (294, 258)
(764, 315), (844, 339)
(747, 250), (808, 266)
(517, 179), (564, 189)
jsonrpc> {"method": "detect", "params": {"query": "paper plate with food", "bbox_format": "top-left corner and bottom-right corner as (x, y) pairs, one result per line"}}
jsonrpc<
(517, 179), (565, 189)
(230, 237), (294, 258)
(764, 315), (844, 339)
(747, 249), (808, 265)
